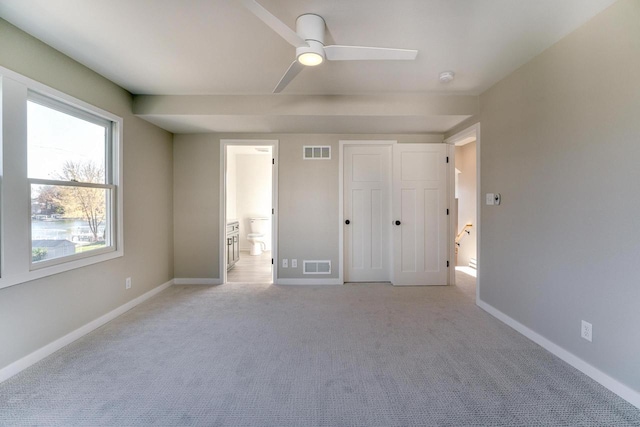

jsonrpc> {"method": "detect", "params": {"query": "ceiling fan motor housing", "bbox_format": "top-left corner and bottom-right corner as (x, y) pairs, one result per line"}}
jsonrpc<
(296, 14), (326, 64)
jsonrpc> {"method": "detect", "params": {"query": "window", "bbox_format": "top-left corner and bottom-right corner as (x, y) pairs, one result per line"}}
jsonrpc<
(28, 94), (116, 266)
(0, 67), (123, 289)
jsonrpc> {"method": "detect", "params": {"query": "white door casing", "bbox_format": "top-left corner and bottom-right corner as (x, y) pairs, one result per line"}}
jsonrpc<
(392, 144), (448, 286)
(344, 145), (392, 282)
(220, 139), (278, 285)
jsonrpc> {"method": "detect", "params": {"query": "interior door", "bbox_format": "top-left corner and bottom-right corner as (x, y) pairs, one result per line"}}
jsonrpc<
(344, 145), (392, 282)
(392, 144), (448, 285)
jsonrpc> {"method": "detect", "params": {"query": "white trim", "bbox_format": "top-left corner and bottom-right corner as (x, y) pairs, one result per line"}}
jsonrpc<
(173, 278), (222, 285)
(276, 278), (343, 285)
(475, 125), (480, 303)
(0, 279), (173, 384)
(445, 124), (478, 146)
(0, 67), (124, 291)
(219, 143), (225, 284)
(446, 144), (456, 286)
(445, 123), (480, 301)
(3, 252), (123, 289)
(0, 66), (121, 122)
(338, 140), (397, 284)
(477, 299), (640, 410)
(220, 139), (278, 285)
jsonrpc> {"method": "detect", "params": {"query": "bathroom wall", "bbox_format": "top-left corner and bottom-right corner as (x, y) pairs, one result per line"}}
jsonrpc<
(235, 153), (272, 251)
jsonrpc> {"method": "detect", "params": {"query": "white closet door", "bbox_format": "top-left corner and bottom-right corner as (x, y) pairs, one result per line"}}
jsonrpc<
(344, 145), (392, 282)
(392, 144), (448, 286)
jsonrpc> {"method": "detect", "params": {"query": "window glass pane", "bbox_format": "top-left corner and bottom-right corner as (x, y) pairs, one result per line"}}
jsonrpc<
(28, 101), (107, 183)
(31, 184), (110, 263)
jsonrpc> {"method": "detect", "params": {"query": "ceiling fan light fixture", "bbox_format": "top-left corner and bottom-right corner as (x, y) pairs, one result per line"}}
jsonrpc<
(296, 39), (325, 66)
(298, 52), (324, 66)
(242, 1), (419, 92)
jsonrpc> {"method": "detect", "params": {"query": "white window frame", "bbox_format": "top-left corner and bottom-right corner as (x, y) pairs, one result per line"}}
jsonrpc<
(0, 66), (124, 290)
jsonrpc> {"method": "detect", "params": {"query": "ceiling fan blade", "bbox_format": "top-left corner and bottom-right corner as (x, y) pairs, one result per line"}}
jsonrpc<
(273, 60), (304, 93)
(324, 45), (418, 61)
(241, 0), (308, 48)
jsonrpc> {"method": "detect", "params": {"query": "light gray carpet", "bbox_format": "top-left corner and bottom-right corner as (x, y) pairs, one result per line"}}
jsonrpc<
(454, 267), (476, 300)
(1, 282), (639, 426)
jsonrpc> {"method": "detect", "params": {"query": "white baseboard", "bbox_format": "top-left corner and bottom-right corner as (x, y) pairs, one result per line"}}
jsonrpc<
(0, 279), (174, 384)
(276, 278), (343, 285)
(477, 299), (640, 410)
(173, 278), (222, 285)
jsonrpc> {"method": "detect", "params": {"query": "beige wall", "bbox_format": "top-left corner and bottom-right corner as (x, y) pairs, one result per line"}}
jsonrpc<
(226, 148), (237, 220)
(173, 133), (442, 280)
(173, 134), (219, 278)
(0, 20), (174, 369)
(462, 0), (640, 391)
(454, 141), (477, 267)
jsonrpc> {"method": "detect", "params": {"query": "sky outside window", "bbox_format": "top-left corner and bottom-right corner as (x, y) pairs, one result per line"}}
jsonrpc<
(27, 100), (106, 183)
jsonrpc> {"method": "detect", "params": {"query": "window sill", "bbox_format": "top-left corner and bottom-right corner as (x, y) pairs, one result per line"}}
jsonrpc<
(0, 249), (123, 290)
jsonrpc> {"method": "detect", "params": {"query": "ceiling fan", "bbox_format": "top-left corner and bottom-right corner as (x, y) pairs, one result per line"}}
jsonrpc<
(241, 0), (419, 93)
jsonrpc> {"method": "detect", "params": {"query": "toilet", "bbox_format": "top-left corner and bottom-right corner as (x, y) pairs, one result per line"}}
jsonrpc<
(247, 217), (269, 256)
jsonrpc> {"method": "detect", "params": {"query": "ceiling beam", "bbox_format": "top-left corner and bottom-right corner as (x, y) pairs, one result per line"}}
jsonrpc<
(133, 94), (478, 118)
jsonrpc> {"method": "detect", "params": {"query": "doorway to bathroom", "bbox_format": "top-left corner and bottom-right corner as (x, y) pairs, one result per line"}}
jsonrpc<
(220, 140), (278, 284)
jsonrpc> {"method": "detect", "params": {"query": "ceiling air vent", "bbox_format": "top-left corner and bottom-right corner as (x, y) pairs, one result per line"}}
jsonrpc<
(303, 260), (331, 274)
(303, 146), (331, 159)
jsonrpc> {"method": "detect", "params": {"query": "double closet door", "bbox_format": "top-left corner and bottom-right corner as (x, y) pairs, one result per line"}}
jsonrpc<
(344, 144), (448, 285)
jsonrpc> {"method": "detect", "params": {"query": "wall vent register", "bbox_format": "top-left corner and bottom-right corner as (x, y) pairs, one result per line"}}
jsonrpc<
(303, 260), (331, 274)
(303, 146), (331, 159)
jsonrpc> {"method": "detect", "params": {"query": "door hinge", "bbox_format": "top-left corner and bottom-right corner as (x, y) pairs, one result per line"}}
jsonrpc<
(446, 208), (449, 215)
(272, 158), (275, 165)
(272, 208), (274, 214)
(447, 260), (450, 267)
(272, 258), (274, 265)
(446, 156), (449, 163)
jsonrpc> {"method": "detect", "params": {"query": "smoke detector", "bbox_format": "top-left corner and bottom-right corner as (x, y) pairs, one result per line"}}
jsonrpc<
(439, 71), (455, 83)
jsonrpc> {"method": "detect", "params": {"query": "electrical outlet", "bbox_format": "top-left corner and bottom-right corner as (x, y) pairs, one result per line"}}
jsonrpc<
(291, 259), (297, 268)
(125, 277), (132, 290)
(282, 259), (288, 268)
(581, 320), (592, 342)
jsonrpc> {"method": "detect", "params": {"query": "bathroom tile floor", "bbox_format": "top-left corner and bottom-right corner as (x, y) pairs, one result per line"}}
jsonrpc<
(227, 250), (272, 283)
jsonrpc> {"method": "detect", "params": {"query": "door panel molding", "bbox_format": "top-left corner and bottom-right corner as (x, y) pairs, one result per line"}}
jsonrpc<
(392, 143), (448, 286)
(344, 145), (392, 282)
(338, 140), (397, 284)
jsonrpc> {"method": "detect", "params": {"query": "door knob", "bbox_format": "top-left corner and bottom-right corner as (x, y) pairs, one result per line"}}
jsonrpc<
(345, 219), (350, 225)
(395, 220), (401, 226)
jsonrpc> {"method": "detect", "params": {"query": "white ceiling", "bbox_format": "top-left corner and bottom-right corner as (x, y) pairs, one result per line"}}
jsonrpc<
(0, 0), (617, 133)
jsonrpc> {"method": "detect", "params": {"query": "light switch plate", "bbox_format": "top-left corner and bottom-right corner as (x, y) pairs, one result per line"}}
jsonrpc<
(282, 259), (288, 268)
(486, 193), (495, 205)
(291, 259), (297, 268)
